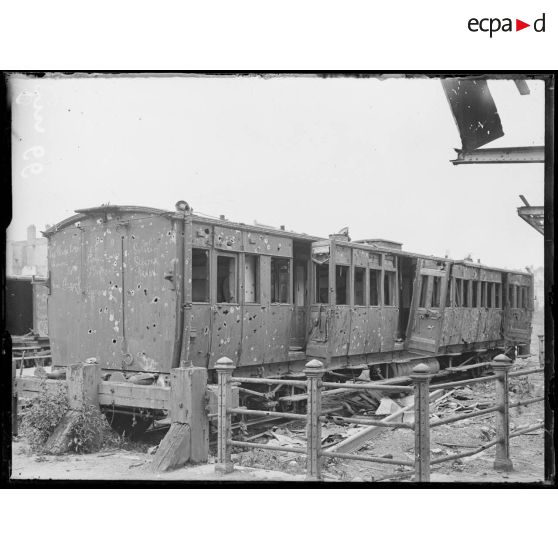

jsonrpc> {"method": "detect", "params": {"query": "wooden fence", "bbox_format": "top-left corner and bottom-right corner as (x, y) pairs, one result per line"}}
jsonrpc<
(214, 355), (544, 482)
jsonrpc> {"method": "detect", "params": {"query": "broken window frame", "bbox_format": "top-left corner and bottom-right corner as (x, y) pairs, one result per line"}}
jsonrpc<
(462, 279), (470, 308)
(384, 269), (397, 307)
(495, 283), (501, 309)
(335, 265), (350, 306)
(446, 279), (452, 307)
(472, 280), (479, 308)
(487, 282), (494, 309)
(418, 275), (429, 308)
(243, 254), (260, 304)
(314, 262), (329, 304)
(369, 268), (381, 307)
(294, 261), (307, 307)
(455, 278), (463, 307)
(216, 253), (238, 304)
(354, 266), (366, 306)
(192, 248), (210, 303)
(431, 276), (441, 308)
(271, 256), (291, 304)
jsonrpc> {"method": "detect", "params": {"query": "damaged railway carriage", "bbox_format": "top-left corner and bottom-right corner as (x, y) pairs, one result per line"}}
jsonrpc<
(43, 203), (533, 432)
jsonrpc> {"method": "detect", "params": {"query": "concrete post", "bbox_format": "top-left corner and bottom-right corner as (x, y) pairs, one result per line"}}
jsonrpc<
(305, 359), (325, 481)
(491, 354), (513, 472)
(411, 362), (433, 482)
(215, 357), (235, 474)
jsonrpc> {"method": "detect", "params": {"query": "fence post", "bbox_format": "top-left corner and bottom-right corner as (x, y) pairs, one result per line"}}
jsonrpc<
(12, 359), (18, 437)
(491, 354), (513, 472)
(44, 361), (100, 454)
(67, 362), (100, 410)
(411, 362), (433, 482)
(215, 357), (235, 474)
(152, 364), (208, 471)
(305, 359), (325, 481)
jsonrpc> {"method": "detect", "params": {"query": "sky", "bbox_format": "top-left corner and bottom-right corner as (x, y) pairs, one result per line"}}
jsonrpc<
(8, 74), (545, 270)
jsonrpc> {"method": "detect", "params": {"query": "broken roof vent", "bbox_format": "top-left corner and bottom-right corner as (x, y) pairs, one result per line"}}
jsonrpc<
(355, 238), (403, 251)
(329, 226), (351, 242)
(175, 200), (192, 214)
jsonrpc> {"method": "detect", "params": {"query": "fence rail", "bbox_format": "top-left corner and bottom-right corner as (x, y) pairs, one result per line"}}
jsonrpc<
(214, 355), (544, 482)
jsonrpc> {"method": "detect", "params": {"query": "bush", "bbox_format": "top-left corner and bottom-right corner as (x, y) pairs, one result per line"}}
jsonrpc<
(21, 381), (69, 451)
(21, 381), (111, 454)
(67, 404), (111, 454)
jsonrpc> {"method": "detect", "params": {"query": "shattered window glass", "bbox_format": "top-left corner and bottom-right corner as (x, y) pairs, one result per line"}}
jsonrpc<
(217, 255), (237, 303)
(271, 257), (290, 303)
(244, 255), (259, 303)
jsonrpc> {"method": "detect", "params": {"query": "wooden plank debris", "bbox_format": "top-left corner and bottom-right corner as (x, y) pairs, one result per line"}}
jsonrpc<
(330, 389), (444, 454)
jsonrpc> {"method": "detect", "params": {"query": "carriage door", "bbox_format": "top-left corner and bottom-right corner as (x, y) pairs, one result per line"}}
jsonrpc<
(503, 272), (533, 348)
(407, 258), (450, 353)
(120, 215), (179, 373)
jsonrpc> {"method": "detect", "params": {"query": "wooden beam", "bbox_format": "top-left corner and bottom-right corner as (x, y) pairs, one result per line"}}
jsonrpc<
(329, 389), (444, 454)
(98, 383), (170, 410)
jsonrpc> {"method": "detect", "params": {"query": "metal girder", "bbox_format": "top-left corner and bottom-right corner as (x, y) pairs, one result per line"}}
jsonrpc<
(518, 206), (544, 235)
(451, 146), (545, 165)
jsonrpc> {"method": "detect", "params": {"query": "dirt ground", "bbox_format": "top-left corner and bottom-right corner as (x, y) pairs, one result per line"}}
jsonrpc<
(10, 316), (545, 484)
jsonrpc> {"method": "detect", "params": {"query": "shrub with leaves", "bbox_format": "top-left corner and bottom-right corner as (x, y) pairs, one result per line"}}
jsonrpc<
(21, 381), (69, 451)
(67, 404), (111, 454)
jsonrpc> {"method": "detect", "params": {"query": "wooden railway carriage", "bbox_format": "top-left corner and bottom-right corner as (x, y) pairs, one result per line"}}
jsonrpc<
(43, 203), (534, 382)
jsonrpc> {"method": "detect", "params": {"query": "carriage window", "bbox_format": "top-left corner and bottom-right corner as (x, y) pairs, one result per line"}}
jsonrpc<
(480, 281), (487, 308)
(487, 283), (494, 309)
(315, 263), (329, 303)
(369, 269), (380, 306)
(294, 263), (306, 306)
(495, 283), (501, 308)
(419, 276), (429, 308)
(517, 286), (523, 309)
(336, 265), (349, 305)
(455, 278), (463, 307)
(472, 280), (479, 307)
(508, 285), (517, 308)
(463, 280), (470, 307)
(354, 267), (365, 306)
(384, 270), (396, 306)
(192, 249), (210, 302)
(431, 276), (441, 308)
(446, 279), (452, 307)
(244, 255), (259, 303)
(523, 287), (531, 309)
(271, 257), (290, 303)
(217, 255), (237, 303)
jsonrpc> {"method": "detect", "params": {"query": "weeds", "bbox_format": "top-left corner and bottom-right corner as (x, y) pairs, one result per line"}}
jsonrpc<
(21, 381), (68, 451)
(67, 404), (111, 454)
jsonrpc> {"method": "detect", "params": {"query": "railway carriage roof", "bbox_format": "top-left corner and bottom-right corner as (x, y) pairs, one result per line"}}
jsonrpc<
(42, 204), (322, 242)
(41, 204), (531, 277)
